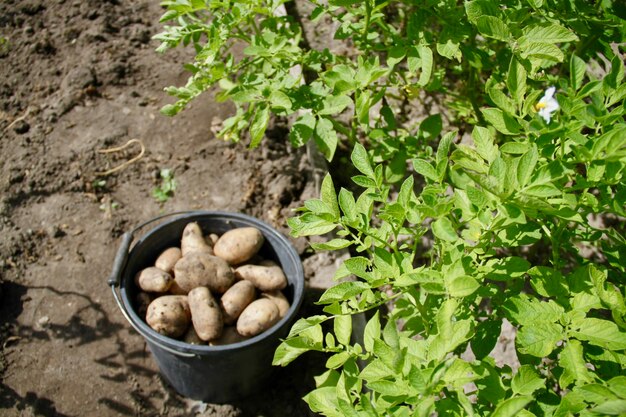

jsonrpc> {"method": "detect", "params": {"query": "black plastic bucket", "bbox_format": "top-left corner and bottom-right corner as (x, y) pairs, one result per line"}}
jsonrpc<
(108, 211), (305, 403)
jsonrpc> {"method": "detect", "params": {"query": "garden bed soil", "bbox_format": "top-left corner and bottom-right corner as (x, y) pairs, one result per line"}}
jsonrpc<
(0, 1), (331, 416)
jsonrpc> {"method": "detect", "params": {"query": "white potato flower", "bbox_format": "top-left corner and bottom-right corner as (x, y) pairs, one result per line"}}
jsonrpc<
(535, 86), (559, 123)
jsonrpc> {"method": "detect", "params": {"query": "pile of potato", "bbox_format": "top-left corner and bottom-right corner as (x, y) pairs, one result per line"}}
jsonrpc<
(134, 222), (290, 345)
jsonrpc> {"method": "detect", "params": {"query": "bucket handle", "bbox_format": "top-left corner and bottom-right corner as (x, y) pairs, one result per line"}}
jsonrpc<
(108, 211), (201, 359)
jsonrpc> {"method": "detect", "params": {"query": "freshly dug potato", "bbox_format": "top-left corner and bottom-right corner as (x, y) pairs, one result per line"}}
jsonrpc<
(181, 222), (213, 256)
(220, 280), (256, 325)
(174, 252), (235, 293)
(146, 295), (191, 338)
(213, 227), (264, 265)
(235, 263), (287, 291)
(188, 287), (223, 341)
(155, 247), (182, 274)
(237, 298), (280, 337)
(260, 290), (290, 319)
(206, 233), (219, 246)
(183, 326), (205, 345)
(135, 267), (174, 293)
(136, 292), (154, 319)
(209, 326), (248, 346)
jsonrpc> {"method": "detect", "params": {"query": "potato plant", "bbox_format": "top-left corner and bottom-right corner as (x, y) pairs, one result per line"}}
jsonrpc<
(155, 0), (626, 415)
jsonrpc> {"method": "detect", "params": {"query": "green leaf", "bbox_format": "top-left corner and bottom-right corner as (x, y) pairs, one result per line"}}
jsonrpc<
(570, 55), (586, 91)
(334, 314), (352, 346)
(304, 387), (342, 417)
(528, 266), (569, 297)
(326, 351), (351, 369)
(606, 55), (625, 89)
(314, 117), (338, 161)
(590, 400), (626, 415)
(319, 94), (353, 116)
(491, 396), (533, 417)
(364, 311), (381, 353)
(521, 24), (578, 43)
(418, 45), (433, 86)
(571, 318), (626, 350)
(519, 42), (564, 62)
(484, 256), (531, 282)
(360, 359), (393, 382)
(472, 126), (498, 163)
(352, 142), (375, 179)
(508, 56), (527, 106)
(482, 108), (521, 135)
(269, 91), (292, 111)
(412, 158), (438, 182)
(387, 46), (406, 67)
(249, 104), (270, 148)
(437, 39), (462, 61)
(517, 145), (538, 188)
(471, 320), (501, 359)
(503, 295), (564, 326)
(345, 256), (377, 282)
(311, 238), (353, 251)
(475, 15), (511, 41)
(289, 113), (316, 147)
(517, 322), (563, 357)
(608, 377), (626, 399)
(273, 334), (323, 366)
(321, 173), (340, 220)
(559, 339), (594, 388)
(512, 365), (546, 396)
(432, 217), (458, 242)
(318, 281), (371, 304)
(448, 275), (480, 297)
(338, 188), (357, 221)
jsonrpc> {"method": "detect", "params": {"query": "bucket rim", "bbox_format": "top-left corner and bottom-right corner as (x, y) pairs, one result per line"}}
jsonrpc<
(118, 210), (305, 355)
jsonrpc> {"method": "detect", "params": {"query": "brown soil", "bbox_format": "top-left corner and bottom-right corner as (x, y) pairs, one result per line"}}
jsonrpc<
(0, 1), (325, 415)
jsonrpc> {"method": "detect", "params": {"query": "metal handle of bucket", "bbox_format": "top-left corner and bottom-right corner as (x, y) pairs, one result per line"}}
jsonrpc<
(108, 211), (202, 358)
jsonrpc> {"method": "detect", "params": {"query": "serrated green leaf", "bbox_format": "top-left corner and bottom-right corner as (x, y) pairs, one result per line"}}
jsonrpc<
(482, 108), (521, 135)
(503, 295), (564, 326)
(432, 217), (458, 242)
(475, 15), (511, 41)
(512, 365), (546, 396)
(517, 322), (563, 357)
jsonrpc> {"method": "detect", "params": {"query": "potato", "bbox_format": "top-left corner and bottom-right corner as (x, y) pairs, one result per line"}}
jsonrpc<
(213, 227), (264, 265)
(146, 295), (191, 338)
(135, 267), (174, 293)
(173, 252), (235, 293)
(183, 327), (205, 345)
(168, 280), (188, 295)
(181, 222), (213, 256)
(220, 280), (256, 325)
(155, 247), (182, 274)
(209, 326), (248, 346)
(236, 298), (280, 337)
(206, 233), (219, 246)
(260, 290), (290, 319)
(235, 263), (287, 291)
(188, 287), (223, 341)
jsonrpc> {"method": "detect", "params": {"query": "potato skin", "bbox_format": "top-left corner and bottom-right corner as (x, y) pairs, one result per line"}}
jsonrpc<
(146, 295), (191, 338)
(220, 280), (256, 325)
(236, 299), (280, 337)
(181, 222), (213, 256)
(188, 287), (223, 341)
(135, 267), (174, 293)
(260, 290), (290, 319)
(174, 252), (235, 293)
(183, 327), (205, 345)
(213, 227), (264, 265)
(155, 247), (182, 274)
(235, 264), (287, 291)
